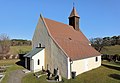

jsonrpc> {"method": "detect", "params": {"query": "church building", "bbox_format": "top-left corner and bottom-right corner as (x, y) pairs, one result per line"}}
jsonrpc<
(24, 7), (101, 79)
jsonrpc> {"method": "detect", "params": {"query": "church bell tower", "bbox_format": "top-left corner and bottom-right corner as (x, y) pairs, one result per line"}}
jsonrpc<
(69, 7), (80, 31)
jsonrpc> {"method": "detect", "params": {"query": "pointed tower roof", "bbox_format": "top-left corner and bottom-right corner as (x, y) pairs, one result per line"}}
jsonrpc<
(69, 7), (80, 18)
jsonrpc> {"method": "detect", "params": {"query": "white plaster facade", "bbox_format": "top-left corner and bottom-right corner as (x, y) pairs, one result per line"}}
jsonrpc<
(31, 49), (45, 72)
(25, 49), (45, 72)
(71, 56), (101, 76)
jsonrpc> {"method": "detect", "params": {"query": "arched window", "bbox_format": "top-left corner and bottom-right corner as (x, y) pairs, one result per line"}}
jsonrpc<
(38, 59), (40, 65)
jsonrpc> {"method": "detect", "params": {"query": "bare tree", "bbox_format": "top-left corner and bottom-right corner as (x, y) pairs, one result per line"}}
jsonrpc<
(90, 38), (104, 52)
(0, 34), (10, 54)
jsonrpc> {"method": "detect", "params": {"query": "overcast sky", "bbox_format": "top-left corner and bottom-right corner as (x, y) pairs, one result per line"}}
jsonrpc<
(0, 0), (120, 40)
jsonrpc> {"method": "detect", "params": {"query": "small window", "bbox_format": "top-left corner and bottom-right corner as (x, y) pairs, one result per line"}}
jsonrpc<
(38, 59), (40, 65)
(96, 57), (98, 62)
(38, 43), (41, 47)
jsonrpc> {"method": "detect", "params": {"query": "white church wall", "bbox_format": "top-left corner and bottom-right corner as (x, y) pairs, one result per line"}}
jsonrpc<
(71, 55), (101, 76)
(67, 57), (71, 79)
(31, 49), (45, 72)
(87, 56), (101, 70)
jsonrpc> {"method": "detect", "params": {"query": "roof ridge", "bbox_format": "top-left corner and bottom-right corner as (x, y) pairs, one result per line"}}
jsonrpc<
(44, 17), (73, 28)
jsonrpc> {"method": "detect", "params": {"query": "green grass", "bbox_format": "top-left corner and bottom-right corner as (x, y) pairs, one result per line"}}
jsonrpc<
(0, 59), (20, 66)
(22, 65), (120, 83)
(101, 45), (120, 55)
(0, 46), (31, 82)
(0, 59), (25, 83)
(102, 60), (120, 67)
(10, 46), (32, 55)
(22, 73), (48, 83)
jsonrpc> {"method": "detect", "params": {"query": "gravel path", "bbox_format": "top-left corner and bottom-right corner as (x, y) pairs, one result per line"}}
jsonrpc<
(8, 70), (26, 83)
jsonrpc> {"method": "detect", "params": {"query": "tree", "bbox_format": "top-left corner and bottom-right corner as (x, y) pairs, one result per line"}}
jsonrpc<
(111, 36), (117, 45)
(103, 37), (111, 46)
(11, 39), (32, 46)
(90, 35), (120, 52)
(116, 35), (120, 45)
(0, 34), (10, 54)
(90, 38), (104, 52)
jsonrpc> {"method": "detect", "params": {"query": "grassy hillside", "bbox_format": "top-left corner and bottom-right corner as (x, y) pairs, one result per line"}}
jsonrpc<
(100, 45), (120, 55)
(10, 46), (32, 55)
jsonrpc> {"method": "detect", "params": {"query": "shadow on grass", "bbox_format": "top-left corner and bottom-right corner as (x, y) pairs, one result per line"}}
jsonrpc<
(102, 64), (120, 71)
(115, 61), (120, 65)
(16, 60), (25, 67)
(109, 74), (120, 80)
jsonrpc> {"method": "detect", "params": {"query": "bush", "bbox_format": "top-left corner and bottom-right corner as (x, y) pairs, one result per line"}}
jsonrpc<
(102, 54), (120, 62)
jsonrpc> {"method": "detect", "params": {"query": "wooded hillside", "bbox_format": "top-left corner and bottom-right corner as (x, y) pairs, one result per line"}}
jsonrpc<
(11, 39), (32, 46)
(90, 35), (120, 52)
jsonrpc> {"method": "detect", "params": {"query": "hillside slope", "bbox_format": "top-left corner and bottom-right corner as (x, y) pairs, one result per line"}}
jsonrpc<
(100, 45), (120, 55)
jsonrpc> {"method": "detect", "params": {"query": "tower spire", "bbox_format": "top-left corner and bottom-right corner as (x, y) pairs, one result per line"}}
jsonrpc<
(69, 7), (79, 18)
(68, 7), (80, 31)
(73, 2), (75, 7)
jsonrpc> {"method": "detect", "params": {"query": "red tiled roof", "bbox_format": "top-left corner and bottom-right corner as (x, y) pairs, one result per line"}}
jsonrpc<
(43, 17), (101, 60)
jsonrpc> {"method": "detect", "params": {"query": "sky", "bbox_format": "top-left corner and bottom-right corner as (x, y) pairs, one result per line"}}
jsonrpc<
(0, 0), (120, 40)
